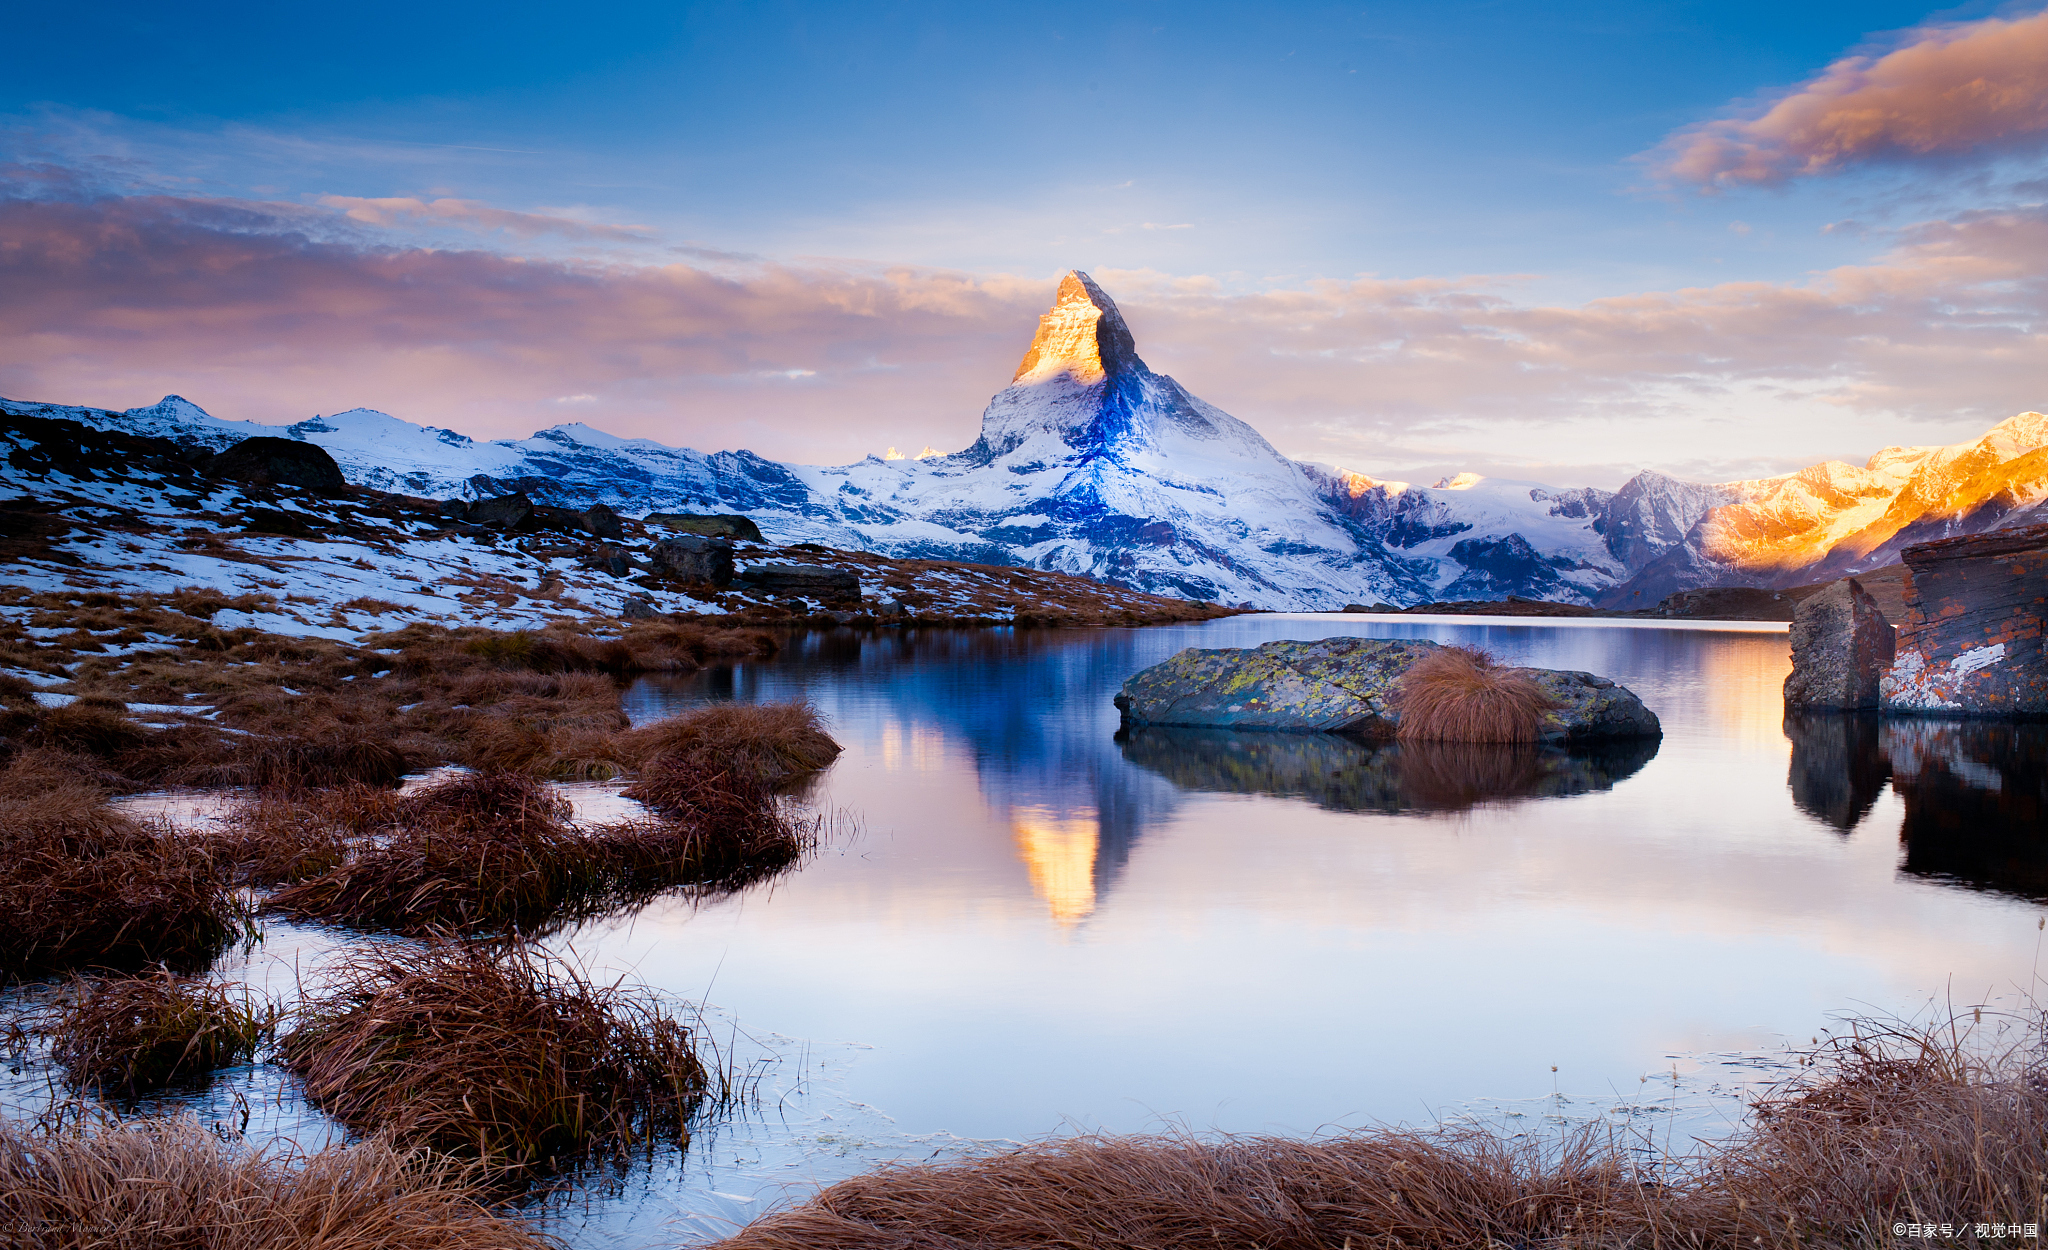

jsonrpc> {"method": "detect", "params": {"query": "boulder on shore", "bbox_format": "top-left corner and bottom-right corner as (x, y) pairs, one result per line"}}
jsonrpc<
(648, 534), (735, 586)
(203, 437), (346, 492)
(1113, 637), (1660, 742)
(738, 563), (861, 602)
(1784, 577), (1896, 710)
(1880, 522), (2048, 716)
(644, 512), (765, 542)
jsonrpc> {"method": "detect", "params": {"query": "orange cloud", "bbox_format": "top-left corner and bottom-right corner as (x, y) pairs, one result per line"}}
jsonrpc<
(1655, 8), (2048, 188)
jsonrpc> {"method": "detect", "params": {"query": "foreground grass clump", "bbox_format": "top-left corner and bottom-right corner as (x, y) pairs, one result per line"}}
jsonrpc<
(1396, 646), (1557, 743)
(277, 941), (708, 1173)
(617, 701), (842, 787)
(0, 1115), (557, 1249)
(0, 751), (238, 979)
(264, 773), (585, 931)
(49, 970), (269, 1096)
(712, 1014), (2048, 1249)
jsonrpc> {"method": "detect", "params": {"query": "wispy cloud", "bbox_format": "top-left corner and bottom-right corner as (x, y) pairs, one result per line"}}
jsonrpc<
(316, 195), (654, 242)
(1652, 8), (2048, 189)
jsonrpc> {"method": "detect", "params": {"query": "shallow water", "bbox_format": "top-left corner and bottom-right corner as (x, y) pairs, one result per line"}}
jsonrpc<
(18, 614), (2047, 1245)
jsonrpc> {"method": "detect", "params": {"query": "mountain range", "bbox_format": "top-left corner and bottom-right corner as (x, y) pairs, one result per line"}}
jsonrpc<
(7, 270), (2044, 610)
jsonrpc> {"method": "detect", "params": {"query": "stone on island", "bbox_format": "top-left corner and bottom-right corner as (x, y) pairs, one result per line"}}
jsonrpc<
(1113, 637), (1660, 741)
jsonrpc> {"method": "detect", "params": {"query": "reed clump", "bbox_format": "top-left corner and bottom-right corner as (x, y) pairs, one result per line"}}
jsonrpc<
(48, 969), (269, 1095)
(276, 941), (708, 1174)
(1396, 646), (1557, 743)
(617, 701), (842, 787)
(0, 1115), (557, 1249)
(711, 1012), (2048, 1250)
(265, 773), (588, 932)
(0, 751), (238, 979)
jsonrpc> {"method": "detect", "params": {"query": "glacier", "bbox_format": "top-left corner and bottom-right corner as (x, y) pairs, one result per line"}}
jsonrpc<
(7, 270), (2045, 610)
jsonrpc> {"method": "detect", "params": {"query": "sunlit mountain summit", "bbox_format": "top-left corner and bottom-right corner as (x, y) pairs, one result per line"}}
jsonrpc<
(19, 271), (2048, 609)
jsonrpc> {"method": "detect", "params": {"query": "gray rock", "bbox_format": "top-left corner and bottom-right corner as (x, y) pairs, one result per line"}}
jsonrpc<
(1784, 577), (1895, 709)
(738, 563), (861, 602)
(436, 498), (470, 520)
(468, 493), (533, 530)
(644, 512), (766, 542)
(619, 595), (660, 621)
(580, 543), (632, 576)
(648, 534), (734, 586)
(1113, 636), (1659, 742)
(203, 437), (347, 492)
(580, 504), (624, 539)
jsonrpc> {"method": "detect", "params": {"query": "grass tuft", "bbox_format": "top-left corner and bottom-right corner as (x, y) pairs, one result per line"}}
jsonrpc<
(0, 1115), (557, 1249)
(48, 969), (269, 1095)
(1395, 646), (1557, 743)
(276, 940), (709, 1174)
(0, 752), (239, 980)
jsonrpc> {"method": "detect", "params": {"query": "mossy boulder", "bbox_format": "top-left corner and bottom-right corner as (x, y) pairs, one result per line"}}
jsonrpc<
(1113, 637), (1660, 742)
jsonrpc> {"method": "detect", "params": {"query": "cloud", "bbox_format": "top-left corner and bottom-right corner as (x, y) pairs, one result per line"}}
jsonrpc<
(315, 195), (654, 242)
(0, 180), (2042, 482)
(1654, 8), (2048, 189)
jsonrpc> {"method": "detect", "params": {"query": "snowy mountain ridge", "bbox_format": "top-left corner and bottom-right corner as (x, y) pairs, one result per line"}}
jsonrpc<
(7, 271), (2046, 609)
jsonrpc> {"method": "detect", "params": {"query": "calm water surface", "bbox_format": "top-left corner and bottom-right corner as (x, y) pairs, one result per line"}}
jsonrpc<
(21, 614), (2046, 1246)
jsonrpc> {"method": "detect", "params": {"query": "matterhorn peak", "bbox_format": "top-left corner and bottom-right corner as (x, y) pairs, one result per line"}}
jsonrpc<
(1010, 271), (1144, 385)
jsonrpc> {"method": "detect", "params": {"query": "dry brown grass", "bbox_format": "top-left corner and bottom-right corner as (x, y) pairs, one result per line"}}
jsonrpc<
(48, 970), (269, 1095)
(0, 752), (238, 980)
(715, 1012), (2048, 1249)
(0, 1115), (557, 1249)
(1396, 646), (1557, 744)
(616, 701), (841, 785)
(265, 772), (591, 932)
(276, 940), (709, 1174)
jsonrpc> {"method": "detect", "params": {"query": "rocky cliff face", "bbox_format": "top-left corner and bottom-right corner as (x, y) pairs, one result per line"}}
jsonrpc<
(1880, 522), (2048, 716)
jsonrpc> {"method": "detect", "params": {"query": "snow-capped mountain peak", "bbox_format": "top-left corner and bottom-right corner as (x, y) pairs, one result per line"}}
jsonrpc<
(1010, 270), (1141, 386)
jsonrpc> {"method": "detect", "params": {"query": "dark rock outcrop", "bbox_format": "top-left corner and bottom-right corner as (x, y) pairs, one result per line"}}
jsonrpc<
(648, 534), (734, 586)
(1880, 522), (2048, 715)
(1119, 727), (1659, 815)
(1784, 578), (1896, 709)
(204, 437), (345, 492)
(467, 493), (534, 530)
(1112, 637), (1660, 742)
(737, 563), (860, 602)
(579, 504), (624, 539)
(645, 512), (765, 542)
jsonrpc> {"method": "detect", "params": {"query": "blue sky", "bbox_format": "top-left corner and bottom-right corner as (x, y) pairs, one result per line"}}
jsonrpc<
(5, 1), (2046, 484)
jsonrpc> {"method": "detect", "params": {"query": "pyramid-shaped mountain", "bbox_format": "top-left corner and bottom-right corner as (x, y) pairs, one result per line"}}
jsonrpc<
(18, 271), (2048, 609)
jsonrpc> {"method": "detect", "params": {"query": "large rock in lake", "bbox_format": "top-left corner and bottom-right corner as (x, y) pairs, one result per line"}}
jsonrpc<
(1880, 522), (2048, 716)
(1114, 637), (1660, 742)
(1783, 577), (1896, 710)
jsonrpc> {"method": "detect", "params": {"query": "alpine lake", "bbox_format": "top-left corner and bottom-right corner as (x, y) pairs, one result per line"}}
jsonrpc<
(14, 612), (2046, 1246)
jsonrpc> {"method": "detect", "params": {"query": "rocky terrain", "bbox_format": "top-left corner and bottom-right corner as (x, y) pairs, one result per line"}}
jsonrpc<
(0, 411), (1236, 639)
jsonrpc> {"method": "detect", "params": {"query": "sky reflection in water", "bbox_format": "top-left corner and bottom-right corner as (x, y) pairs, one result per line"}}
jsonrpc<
(598, 615), (2048, 1160)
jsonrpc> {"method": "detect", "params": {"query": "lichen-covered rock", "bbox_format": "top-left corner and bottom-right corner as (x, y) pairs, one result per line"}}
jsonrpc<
(1784, 577), (1896, 709)
(1880, 523), (2048, 716)
(1112, 637), (1660, 741)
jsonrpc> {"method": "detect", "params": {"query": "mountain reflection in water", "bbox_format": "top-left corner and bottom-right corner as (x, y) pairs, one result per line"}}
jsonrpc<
(1117, 727), (1659, 815)
(1785, 712), (2048, 899)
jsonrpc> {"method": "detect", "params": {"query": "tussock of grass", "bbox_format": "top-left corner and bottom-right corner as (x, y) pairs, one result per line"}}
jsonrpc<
(49, 970), (269, 1095)
(714, 1013), (2048, 1249)
(181, 729), (412, 790)
(0, 752), (238, 980)
(265, 773), (587, 932)
(0, 1115), (556, 1249)
(617, 701), (842, 785)
(277, 941), (708, 1173)
(1396, 646), (1556, 743)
